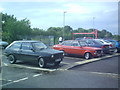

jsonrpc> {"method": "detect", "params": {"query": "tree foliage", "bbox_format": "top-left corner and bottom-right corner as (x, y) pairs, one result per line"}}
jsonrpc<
(1, 13), (119, 44)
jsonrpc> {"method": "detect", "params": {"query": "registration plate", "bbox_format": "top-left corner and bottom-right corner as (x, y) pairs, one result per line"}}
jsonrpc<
(55, 59), (61, 62)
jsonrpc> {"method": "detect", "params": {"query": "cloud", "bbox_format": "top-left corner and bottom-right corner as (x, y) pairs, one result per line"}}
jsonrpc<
(0, 7), (4, 12)
(103, 8), (118, 13)
(63, 3), (91, 14)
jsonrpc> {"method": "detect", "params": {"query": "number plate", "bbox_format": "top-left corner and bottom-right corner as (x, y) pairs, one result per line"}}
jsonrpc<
(55, 59), (61, 62)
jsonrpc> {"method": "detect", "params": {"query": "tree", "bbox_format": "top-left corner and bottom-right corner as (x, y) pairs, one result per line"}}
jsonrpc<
(2, 13), (32, 43)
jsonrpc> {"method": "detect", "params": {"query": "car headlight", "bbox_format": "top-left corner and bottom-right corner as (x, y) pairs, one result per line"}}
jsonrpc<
(51, 55), (54, 58)
(94, 51), (97, 54)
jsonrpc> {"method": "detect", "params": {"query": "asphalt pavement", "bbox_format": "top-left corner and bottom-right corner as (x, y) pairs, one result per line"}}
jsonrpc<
(1, 54), (119, 88)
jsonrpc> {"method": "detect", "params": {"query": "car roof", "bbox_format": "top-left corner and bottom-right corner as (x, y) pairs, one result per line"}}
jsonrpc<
(13, 40), (40, 43)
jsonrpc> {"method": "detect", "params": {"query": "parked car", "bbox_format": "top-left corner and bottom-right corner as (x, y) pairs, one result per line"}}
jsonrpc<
(52, 40), (103, 59)
(83, 39), (116, 54)
(107, 40), (120, 52)
(94, 39), (117, 53)
(0, 40), (8, 48)
(4, 40), (64, 68)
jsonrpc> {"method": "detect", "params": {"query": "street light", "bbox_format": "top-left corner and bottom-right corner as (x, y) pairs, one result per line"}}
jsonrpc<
(63, 11), (67, 41)
(93, 17), (95, 38)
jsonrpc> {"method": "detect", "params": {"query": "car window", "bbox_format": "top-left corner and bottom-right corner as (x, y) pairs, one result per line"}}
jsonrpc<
(32, 42), (47, 50)
(79, 41), (88, 46)
(21, 42), (33, 50)
(61, 41), (72, 46)
(71, 41), (80, 46)
(86, 40), (95, 45)
(104, 40), (110, 43)
(9, 42), (21, 50)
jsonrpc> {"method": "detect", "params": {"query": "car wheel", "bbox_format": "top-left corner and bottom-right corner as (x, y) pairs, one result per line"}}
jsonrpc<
(114, 48), (118, 53)
(84, 52), (92, 59)
(8, 55), (16, 64)
(38, 58), (46, 68)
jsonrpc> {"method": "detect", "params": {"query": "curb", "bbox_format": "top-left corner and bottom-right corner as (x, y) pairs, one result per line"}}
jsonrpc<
(62, 53), (120, 70)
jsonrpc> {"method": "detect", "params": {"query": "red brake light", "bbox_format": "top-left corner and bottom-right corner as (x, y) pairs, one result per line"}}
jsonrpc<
(101, 46), (105, 48)
(110, 44), (113, 47)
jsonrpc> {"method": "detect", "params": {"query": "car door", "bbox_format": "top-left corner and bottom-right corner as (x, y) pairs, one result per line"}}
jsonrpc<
(61, 40), (73, 54)
(70, 41), (83, 55)
(6, 42), (22, 60)
(20, 42), (37, 61)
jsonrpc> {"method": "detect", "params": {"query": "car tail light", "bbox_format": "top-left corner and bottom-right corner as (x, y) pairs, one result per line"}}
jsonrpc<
(110, 44), (113, 47)
(101, 46), (105, 48)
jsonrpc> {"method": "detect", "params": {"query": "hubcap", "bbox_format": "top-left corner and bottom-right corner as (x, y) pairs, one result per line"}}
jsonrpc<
(85, 53), (89, 59)
(9, 55), (14, 63)
(39, 58), (44, 67)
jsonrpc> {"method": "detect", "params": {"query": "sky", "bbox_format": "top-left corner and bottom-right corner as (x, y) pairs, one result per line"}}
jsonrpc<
(0, 0), (119, 35)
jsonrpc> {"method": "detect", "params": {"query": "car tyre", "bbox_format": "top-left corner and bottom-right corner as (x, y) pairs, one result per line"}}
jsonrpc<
(38, 58), (46, 68)
(8, 55), (16, 64)
(84, 52), (92, 59)
(114, 48), (118, 53)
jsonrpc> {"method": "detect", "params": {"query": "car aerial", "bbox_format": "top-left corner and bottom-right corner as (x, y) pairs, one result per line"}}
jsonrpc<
(4, 40), (64, 68)
(83, 39), (116, 54)
(52, 40), (103, 59)
(0, 40), (8, 48)
(107, 39), (120, 52)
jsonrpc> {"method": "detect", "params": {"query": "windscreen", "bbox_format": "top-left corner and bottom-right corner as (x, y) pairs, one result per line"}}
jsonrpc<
(32, 42), (47, 50)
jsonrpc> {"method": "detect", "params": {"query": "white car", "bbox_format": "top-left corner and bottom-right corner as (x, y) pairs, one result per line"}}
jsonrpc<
(94, 39), (117, 53)
(94, 39), (112, 46)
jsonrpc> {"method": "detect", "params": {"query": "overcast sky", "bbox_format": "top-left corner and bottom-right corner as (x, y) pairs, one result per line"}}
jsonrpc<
(0, 1), (118, 35)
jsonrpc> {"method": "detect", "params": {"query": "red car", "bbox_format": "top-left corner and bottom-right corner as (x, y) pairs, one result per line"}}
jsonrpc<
(52, 40), (103, 59)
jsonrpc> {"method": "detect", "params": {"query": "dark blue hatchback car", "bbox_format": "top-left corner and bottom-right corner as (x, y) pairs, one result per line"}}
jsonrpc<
(4, 40), (64, 68)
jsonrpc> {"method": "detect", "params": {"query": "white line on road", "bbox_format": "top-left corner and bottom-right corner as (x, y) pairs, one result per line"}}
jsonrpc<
(33, 74), (42, 77)
(13, 77), (28, 83)
(1, 77), (28, 87)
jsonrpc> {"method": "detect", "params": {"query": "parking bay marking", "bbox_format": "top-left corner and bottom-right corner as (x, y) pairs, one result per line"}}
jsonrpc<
(33, 74), (42, 77)
(1, 77), (28, 87)
(5, 64), (56, 72)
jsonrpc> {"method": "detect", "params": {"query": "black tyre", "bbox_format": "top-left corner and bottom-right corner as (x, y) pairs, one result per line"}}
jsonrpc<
(38, 58), (46, 68)
(8, 55), (16, 64)
(84, 52), (92, 59)
(114, 48), (118, 53)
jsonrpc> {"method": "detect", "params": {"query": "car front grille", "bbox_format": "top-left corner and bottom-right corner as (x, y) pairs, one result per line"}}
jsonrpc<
(96, 50), (102, 54)
(54, 53), (63, 59)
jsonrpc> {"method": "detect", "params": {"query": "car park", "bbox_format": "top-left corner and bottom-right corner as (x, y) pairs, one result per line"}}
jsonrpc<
(52, 40), (103, 59)
(4, 40), (64, 68)
(107, 40), (120, 52)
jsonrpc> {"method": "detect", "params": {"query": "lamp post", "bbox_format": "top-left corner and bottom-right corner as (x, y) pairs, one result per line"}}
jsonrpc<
(93, 17), (95, 38)
(63, 11), (67, 41)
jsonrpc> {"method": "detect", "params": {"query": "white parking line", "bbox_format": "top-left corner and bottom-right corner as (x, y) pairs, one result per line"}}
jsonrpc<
(33, 74), (42, 77)
(7, 64), (56, 72)
(2, 77), (28, 87)
(13, 77), (28, 83)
